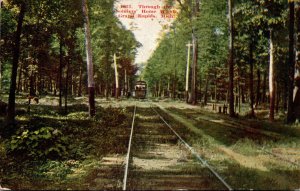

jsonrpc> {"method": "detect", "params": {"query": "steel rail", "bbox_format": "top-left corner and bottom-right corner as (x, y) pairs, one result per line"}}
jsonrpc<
(151, 106), (233, 191)
(122, 104), (137, 190)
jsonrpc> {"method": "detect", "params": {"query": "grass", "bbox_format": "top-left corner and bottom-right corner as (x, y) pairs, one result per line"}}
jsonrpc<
(0, 97), (133, 189)
(154, 104), (300, 190)
(0, 96), (300, 189)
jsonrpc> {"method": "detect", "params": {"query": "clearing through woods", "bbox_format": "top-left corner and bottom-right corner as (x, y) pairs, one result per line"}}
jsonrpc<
(0, 98), (300, 190)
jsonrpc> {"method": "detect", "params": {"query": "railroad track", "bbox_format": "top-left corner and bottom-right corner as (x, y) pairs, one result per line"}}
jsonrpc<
(122, 104), (232, 190)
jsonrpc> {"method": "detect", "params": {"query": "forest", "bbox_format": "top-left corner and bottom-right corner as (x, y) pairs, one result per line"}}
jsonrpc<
(0, 0), (300, 190)
(144, 0), (300, 122)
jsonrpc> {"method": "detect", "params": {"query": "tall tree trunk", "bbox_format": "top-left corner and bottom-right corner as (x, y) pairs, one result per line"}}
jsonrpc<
(54, 67), (58, 96)
(113, 53), (119, 99)
(241, 86), (245, 103)
(0, 0), (3, 90)
(173, 29), (177, 100)
(78, 64), (83, 96)
(105, 54), (110, 99)
(16, 62), (23, 94)
(238, 84), (241, 113)
(159, 80), (162, 97)
(228, 0), (235, 117)
(255, 68), (261, 107)
(7, 3), (26, 125)
(191, 33), (198, 105)
(70, 68), (74, 96)
(167, 77), (170, 97)
(262, 70), (267, 103)
(249, 40), (255, 117)
(287, 0), (296, 123)
(64, 60), (69, 114)
(59, 37), (63, 109)
(185, 42), (192, 103)
(283, 79), (288, 110)
(297, 1), (300, 71)
(269, 30), (275, 122)
(235, 85), (238, 113)
(29, 74), (35, 96)
(0, 61), (2, 91)
(215, 74), (217, 103)
(124, 69), (128, 97)
(275, 82), (280, 113)
(50, 75), (53, 93)
(190, 0), (199, 105)
(204, 74), (209, 105)
(294, 1), (300, 120)
(172, 75), (176, 99)
(82, 0), (95, 117)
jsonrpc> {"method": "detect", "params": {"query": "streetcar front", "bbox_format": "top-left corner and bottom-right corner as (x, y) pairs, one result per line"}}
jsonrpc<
(134, 81), (147, 99)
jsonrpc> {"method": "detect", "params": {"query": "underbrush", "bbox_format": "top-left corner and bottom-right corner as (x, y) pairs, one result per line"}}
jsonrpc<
(0, 104), (132, 189)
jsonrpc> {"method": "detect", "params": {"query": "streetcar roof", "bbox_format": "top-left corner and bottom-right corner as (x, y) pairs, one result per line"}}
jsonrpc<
(135, 81), (147, 85)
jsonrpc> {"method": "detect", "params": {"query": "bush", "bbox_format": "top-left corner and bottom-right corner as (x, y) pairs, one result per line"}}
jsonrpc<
(32, 160), (79, 180)
(97, 107), (127, 127)
(6, 127), (68, 159)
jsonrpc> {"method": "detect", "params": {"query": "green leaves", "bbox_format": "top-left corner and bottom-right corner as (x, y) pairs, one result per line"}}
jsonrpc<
(80, 0), (139, 87)
(144, 0), (228, 91)
(6, 127), (68, 159)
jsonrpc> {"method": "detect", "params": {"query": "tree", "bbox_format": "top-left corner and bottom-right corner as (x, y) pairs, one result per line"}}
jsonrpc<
(6, 1), (26, 125)
(269, 29), (276, 121)
(82, 0), (95, 117)
(190, 0), (200, 105)
(228, 0), (235, 117)
(234, 0), (287, 121)
(287, 0), (296, 123)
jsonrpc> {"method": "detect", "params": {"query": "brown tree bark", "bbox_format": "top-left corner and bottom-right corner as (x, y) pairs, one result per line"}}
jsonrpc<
(16, 62), (23, 94)
(255, 68), (261, 107)
(190, 0), (199, 105)
(204, 74), (209, 105)
(105, 54), (110, 99)
(283, 79), (288, 110)
(287, 0), (296, 123)
(59, 36), (63, 109)
(124, 69), (128, 97)
(191, 33), (198, 105)
(64, 59), (69, 114)
(228, 0), (235, 117)
(249, 40), (255, 117)
(275, 82), (280, 114)
(294, 1), (300, 120)
(7, 3), (26, 125)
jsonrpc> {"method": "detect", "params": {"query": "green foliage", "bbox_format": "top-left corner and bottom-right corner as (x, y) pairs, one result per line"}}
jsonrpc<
(1, 0), (139, 98)
(67, 111), (90, 120)
(96, 106), (127, 127)
(7, 127), (68, 159)
(32, 160), (79, 180)
(144, 0), (228, 94)
(1, 62), (12, 91)
(85, 0), (140, 91)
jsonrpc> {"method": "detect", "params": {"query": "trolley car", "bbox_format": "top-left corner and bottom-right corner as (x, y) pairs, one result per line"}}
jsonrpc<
(134, 80), (147, 99)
